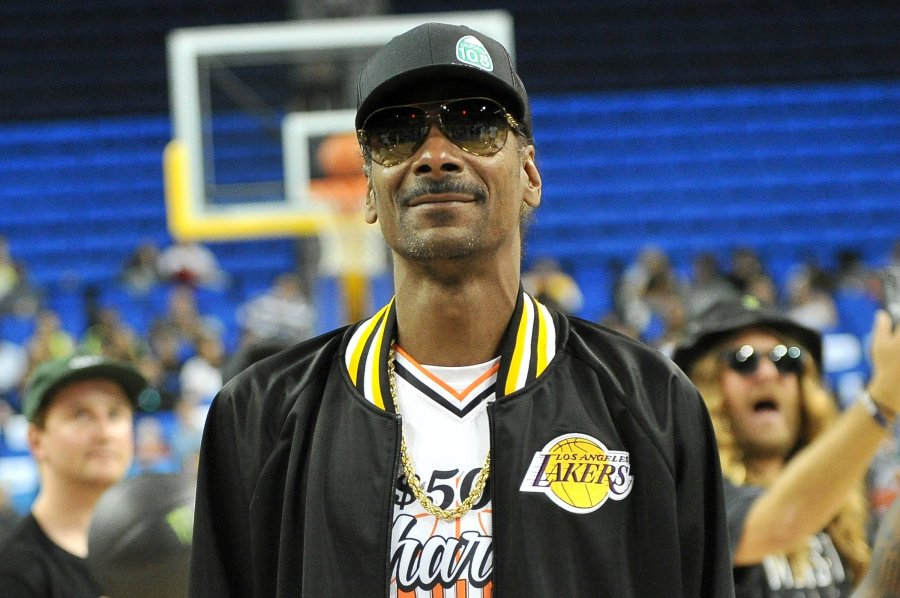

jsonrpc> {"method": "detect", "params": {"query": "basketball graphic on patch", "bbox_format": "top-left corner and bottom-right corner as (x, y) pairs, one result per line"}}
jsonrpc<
(548, 436), (611, 508)
(519, 433), (634, 514)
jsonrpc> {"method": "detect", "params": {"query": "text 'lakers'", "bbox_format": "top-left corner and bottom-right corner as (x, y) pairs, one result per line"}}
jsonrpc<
(520, 433), (633, 514)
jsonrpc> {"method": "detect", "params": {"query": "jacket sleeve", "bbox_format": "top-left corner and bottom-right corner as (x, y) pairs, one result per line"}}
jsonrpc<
(189, 387), (257, 598)
(674, 381), (736, 597)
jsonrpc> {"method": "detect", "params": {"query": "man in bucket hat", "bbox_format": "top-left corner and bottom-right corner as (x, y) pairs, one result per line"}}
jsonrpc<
(190, 22), (734, 597)
(0, 354), (147, 597)
(673, 296), (900, 596)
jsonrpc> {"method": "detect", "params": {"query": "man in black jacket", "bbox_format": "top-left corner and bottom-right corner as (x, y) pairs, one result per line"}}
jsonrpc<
(190, 22), (735, 597)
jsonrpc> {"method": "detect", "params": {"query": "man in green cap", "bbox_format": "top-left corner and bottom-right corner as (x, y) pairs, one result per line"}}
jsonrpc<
(0, 354), (147, 597)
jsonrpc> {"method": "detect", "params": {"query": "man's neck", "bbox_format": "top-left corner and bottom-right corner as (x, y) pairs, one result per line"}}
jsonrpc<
(31, 478), (107, 557)
(743, 456), (785, 487)
(393, 270), (520, 366)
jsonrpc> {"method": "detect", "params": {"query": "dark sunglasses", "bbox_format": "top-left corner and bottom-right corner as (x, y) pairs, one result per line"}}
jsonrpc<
(720, 344), (805, 376)
(357, 97), (524, 167)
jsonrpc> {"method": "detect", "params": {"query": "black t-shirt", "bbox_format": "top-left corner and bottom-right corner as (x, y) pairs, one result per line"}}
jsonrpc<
(0, 513), (104, 598)
(725, 479), (855, 597)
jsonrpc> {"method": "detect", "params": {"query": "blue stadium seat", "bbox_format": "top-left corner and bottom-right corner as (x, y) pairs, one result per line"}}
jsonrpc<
(0, 81), (898, 346)
(0, 315), (36, 345)
(833, 289), (880, 339)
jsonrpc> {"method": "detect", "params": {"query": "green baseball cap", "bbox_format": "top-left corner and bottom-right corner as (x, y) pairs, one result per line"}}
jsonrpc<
(24, 354), (148, 422)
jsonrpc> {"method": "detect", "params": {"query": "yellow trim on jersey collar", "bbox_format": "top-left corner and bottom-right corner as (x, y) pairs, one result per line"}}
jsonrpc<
(344, 291), (557, 411)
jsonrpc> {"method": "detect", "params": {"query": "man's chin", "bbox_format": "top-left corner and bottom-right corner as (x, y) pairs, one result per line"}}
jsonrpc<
(83, 466), (130, 487)
(400, 232), (480, 262)
(741, 438), (794, 461)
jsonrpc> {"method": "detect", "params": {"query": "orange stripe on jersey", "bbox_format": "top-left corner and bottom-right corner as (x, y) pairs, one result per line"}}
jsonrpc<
(398, 589), (416, 598)
(455, 580), (467, 597)
(461, 364), (500, 400)
(483, 581), (493, 597)
(434, 586), (445, 598)
(478, 509), (492, 535)
(394, 345), (456, 396)
(395, 345), (499, 402)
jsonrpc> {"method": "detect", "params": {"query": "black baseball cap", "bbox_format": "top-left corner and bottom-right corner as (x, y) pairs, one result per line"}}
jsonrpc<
(24, 354), (148, 422)
(672, 296), (823, 374)
(356, 22), (532, 139)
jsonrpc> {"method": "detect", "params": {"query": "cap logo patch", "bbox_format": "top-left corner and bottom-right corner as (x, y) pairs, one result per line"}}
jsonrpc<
(69, 355), (105, 370)
(520, 433), (633, 514)
(455, 35), (494, 72)
(741, 294), (762, 310)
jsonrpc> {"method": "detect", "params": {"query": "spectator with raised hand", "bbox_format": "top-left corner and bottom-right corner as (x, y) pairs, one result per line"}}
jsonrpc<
(673, 295), (900, 595)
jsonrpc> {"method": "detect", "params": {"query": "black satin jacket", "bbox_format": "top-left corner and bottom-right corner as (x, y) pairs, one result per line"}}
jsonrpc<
(190, 293), (735, 597)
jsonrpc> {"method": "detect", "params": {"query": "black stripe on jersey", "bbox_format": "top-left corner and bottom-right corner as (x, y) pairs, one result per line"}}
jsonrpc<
(526, 294), (541, 382)
(376, 303), (398, 414)
(393, 361), (495, 418)
(495, 289), (526, 396)
(354, 319), (378, 396)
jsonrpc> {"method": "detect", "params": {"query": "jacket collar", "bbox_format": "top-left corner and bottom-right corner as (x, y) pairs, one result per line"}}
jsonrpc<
(344, 289), (559, 412)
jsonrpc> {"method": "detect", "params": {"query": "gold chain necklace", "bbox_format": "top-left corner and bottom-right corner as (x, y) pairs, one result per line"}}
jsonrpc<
(388, 345), (491, 521)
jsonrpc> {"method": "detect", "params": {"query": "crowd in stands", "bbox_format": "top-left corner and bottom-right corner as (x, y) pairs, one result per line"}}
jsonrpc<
(0, 235), (318, 513)
(1, 233), (897, 519)
(525, 239), (900, 541)
(578, 242), (900, 364)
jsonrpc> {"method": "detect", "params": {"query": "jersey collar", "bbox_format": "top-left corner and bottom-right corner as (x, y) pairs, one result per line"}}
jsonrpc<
(344, 288), (559, 412)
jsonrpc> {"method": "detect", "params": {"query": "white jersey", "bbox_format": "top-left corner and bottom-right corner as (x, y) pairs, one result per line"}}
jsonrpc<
(389, 346), (497, 598)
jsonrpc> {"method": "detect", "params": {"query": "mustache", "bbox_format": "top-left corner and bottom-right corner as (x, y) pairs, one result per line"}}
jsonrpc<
(398, 180), (487, 206)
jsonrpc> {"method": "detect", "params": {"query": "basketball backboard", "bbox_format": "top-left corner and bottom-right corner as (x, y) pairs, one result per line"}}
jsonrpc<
(164, 10), (515, 241)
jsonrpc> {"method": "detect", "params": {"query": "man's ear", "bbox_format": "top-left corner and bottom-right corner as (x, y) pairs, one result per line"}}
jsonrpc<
(364, 183), (378, 224)
(522, 145), (542, 209)
(27, 424), (45, 462)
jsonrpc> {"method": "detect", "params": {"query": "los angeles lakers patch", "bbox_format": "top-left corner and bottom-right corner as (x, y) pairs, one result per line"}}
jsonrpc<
(520, 433), (633, 513)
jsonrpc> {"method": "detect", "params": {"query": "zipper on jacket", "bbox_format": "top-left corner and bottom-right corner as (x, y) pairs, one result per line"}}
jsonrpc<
(384, 413), (403, 597)
(486, 400), (497, 596)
